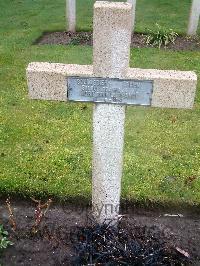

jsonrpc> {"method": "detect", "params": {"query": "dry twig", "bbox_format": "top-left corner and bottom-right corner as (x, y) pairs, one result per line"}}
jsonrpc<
(6, 198), (16, 231)
(31, 198), (52, 233)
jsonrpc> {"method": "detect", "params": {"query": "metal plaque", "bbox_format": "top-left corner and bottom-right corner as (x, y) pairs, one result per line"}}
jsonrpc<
(67, 77), (153, 106)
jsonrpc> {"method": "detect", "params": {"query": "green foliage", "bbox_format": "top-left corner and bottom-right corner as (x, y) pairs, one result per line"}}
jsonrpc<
(70, 34), (91, 45)
(70, 36), (82, 45)
(0, 225), (13, 251)
(146, 24), (178, 49)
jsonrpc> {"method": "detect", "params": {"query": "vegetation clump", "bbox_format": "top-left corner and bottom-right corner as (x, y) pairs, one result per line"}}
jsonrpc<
(0, 224), (13, 252)
(146, 23), (178, 48)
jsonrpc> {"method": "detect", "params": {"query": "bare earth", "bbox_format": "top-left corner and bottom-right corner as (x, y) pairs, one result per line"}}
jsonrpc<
(36, 31), (200, 51)
(0, 199), (200, 265)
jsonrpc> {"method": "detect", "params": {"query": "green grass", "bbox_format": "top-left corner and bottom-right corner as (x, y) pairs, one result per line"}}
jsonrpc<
(0, 0), (200, 205)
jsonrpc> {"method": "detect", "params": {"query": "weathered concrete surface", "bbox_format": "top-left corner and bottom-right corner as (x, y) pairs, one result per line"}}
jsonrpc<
(127, 68), (197, 109)
(27, 63), (92, 101)
(27, 63), (197, 109)
(92, 1), (132, 224)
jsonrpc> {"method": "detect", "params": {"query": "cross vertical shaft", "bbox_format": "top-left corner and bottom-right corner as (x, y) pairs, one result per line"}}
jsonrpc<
(92, 2), (132, 223)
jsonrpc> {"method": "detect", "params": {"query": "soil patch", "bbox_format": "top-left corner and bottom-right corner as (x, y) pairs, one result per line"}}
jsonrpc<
(35, 31), (200, 51)
(0, 199), (200, 265)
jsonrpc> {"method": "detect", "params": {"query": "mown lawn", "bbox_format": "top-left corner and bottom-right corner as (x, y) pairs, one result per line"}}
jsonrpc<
(0, 0), (200, 205)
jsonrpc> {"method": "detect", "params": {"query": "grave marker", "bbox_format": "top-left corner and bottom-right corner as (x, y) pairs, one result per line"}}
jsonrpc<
(27, 1), (197, 224)
(187, 0), (200, 35)
(66, 0), (76, 32)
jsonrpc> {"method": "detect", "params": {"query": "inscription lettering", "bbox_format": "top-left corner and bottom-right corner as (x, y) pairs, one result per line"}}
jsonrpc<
(68, 77), (153, 106)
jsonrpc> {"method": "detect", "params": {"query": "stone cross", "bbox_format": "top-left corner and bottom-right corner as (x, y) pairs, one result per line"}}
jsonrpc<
(187, 0), (200, 35)
(27, 1), (197, 224)
(66, 0), (136, 33)
(66, 0), (76, 32)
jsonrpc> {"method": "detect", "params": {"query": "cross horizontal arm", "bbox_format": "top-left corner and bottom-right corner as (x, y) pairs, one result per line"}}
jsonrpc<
(127, 68), (197, 109)
(26, 63), (93, 101)
(27, 62), (197, 109)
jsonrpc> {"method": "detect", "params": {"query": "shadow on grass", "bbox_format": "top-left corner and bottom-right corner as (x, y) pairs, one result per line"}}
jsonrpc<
(1, 193), (200, 215)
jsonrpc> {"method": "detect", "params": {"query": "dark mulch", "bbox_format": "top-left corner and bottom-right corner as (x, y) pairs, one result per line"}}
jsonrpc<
(1, 199), (200, 265)
(35, 31), (200, 51)
(72, 221), (191, 265)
